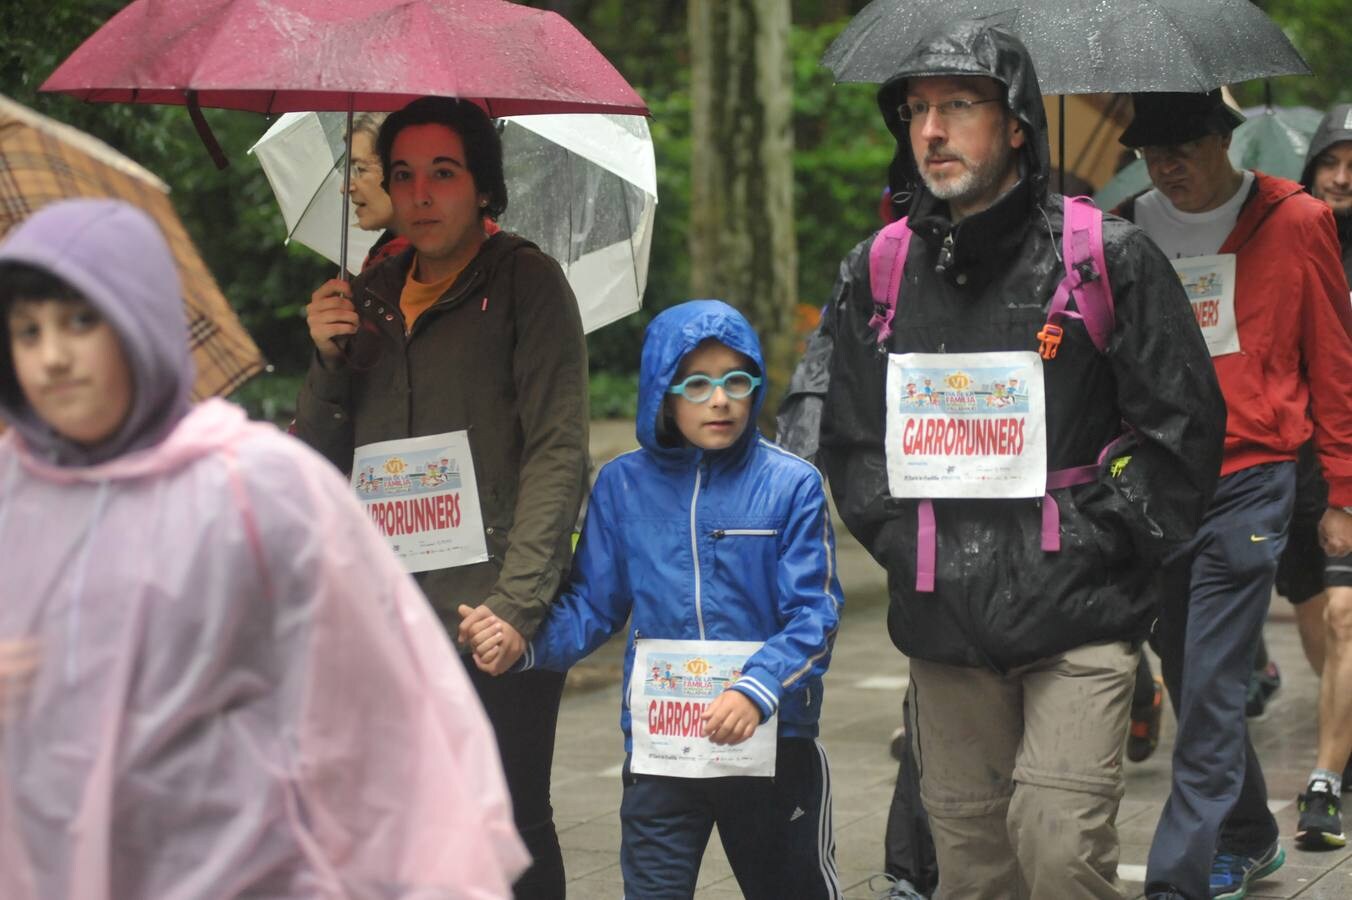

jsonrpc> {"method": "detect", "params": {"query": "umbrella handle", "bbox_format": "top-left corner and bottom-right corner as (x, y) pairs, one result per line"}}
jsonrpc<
(186, 91), (229, 170)
(339, 107), (354, 277)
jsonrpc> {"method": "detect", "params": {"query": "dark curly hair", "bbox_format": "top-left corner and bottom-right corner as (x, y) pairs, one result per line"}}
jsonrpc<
(376, 97), (508, 220)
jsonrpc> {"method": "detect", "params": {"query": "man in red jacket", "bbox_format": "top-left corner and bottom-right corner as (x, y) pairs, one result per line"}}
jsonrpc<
(1118, 90), (1352, 900)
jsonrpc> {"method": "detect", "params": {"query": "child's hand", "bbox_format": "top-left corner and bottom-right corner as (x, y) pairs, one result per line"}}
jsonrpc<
(701, 690), (761, 745)
(457, 605), (526, 675)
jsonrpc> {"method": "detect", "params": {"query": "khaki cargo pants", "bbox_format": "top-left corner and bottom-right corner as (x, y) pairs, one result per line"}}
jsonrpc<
(909, 641), (1138, 900)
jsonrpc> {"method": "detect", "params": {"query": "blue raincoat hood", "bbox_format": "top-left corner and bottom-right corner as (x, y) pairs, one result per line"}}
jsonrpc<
(636, 300), (765, 462)
(0, 198), (194, 466)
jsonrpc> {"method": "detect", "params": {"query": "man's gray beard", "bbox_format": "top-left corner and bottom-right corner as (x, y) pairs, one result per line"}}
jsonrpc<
(922, 143), (1014, 208)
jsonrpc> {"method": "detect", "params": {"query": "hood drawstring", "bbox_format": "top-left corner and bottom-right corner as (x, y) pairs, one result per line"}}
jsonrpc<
(935, 232), (956, 275)
(65, 480), (111, 684)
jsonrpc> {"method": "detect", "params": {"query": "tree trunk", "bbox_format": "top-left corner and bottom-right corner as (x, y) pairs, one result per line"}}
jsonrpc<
(688, 0), (797, 421)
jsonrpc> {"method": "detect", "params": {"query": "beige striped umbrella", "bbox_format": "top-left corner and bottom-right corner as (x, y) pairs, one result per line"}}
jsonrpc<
(0, 93), (263, 400)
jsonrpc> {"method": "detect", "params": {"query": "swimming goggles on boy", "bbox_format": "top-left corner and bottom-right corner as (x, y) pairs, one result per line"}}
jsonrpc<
(667, 370), (762, 403)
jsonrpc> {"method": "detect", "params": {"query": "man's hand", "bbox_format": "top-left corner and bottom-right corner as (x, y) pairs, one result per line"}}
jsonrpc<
(457, 604), (526, 675)
(306, 278), (359, 364)
(701, 689), (761, 745)
(1319, 507), (1352, 557)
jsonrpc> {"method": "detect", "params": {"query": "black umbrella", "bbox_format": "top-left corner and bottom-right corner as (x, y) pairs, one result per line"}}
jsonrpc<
(822, 0), (1310, 94)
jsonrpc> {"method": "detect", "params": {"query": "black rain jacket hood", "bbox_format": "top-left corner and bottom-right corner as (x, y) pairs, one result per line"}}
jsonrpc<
(1300, 104), (1352, 191)
(1301, 104), (1352, 266)
(877, 20), (1050, 215)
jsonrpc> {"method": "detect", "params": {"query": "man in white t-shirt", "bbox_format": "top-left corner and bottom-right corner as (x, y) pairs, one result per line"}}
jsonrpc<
(1118, 90), (1352, 900)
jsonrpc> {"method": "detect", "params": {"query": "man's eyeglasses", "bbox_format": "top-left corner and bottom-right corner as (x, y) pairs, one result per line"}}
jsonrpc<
(667, 371), (762, 403)
(1136, 138), (1208, 164)
(897, 98), (1003, 123)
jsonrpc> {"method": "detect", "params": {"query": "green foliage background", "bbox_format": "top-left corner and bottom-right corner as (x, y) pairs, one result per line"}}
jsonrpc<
(1, 0), (1346, 420)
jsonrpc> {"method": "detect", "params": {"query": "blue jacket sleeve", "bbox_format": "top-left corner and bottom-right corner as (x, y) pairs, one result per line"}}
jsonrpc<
(520, 466), (632, 672)
(729, 464), (844, 721)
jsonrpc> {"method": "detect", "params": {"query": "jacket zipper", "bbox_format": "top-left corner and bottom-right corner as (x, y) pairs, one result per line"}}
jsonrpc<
(935, 231), (956, 275)
(689, 464), (706, 639)
(709, 528), (779, 538)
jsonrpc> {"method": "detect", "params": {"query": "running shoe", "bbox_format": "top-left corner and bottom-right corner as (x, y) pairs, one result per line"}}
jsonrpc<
(867, 873), (927, 899)
(1244, 661), (1281, 719)
(1209, 839), (1284, 899)
(1296, 779), (1346, 850)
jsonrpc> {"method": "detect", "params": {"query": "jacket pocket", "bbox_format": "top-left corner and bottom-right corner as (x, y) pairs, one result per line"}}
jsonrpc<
(708, 526), (780, 605)
(1215, 352), (1278, 444)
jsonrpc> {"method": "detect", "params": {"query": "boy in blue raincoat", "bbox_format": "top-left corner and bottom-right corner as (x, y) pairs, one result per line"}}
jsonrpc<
(460, 300), (845, 899)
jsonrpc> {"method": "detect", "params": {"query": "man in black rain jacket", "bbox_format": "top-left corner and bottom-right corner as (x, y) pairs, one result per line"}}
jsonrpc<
(818, 20), (1225, 898)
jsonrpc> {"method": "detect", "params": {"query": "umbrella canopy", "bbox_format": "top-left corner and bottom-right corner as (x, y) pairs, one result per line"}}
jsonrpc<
(249, 110), (657, 332)
(40, 0), (648, 118)
(1093, 104), (1323, 211)
(0, 93), (264, 400)
(823, 0), (1310, 94)
(497, 114), (657, 333)
(41, 0), (648, 272)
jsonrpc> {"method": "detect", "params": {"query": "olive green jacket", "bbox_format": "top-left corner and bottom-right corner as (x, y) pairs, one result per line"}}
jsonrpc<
(295, 232), (589, 639)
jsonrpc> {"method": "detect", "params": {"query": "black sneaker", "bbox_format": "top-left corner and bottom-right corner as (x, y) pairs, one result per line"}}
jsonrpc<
(1244, 661), (1280, 719)
(1296, 779), (1347, 850)
(1342, 752), (1352, 793)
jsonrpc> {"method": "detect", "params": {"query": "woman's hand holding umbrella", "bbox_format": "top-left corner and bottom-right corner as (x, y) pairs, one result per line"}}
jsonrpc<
(306, 279), (359, 366)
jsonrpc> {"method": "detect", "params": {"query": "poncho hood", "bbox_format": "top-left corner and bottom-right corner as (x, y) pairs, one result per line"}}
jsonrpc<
(0, 199), (193, 466)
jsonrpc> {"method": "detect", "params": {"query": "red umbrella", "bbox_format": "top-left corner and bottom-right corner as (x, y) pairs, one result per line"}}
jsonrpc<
(42, 0), (647, 117)
(41, 0), (648, 270)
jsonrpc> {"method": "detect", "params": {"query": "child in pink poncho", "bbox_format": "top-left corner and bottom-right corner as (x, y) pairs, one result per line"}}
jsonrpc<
(0, 198), (527, 899)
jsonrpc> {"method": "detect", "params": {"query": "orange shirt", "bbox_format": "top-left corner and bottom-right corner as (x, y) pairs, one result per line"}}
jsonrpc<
(399, 258), (463, 333)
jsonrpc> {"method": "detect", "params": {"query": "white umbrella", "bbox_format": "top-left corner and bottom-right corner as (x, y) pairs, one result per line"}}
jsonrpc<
(249, 111), (657, 334)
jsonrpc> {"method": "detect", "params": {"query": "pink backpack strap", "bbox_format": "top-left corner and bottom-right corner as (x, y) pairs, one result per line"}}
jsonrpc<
(867, 217), (912, 344)
(904, 199), (1118, 592)
(913, 463), (1097, 593)
(1042, 196), (1115, 355)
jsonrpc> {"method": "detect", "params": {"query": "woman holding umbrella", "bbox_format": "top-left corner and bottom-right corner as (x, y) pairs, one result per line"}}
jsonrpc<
(344, 111), (408, 272)
(296, 96), (588, 900)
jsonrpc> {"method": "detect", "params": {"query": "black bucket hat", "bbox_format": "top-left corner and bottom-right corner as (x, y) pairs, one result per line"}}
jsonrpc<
(1119, 90), (1246, 148)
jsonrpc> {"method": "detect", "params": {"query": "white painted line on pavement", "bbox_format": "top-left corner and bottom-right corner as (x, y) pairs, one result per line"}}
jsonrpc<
(1268, 799), (1292, 814)
(855, 675), (909, 690)
(1118, 864), (1147, 883)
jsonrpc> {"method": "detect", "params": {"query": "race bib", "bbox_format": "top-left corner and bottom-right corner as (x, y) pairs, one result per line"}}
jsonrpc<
(351, 430), (489, 573)
(884, 351), (1047, 499)
(629, 639), (777, 778)
(1172, 254), (1239, 357)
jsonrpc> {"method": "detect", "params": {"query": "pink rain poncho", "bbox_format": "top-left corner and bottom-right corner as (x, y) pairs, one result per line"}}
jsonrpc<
(0, 200), (528, 898)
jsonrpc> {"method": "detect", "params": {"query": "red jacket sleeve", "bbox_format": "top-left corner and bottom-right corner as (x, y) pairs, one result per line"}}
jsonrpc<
(1300, 204), (1352, 506)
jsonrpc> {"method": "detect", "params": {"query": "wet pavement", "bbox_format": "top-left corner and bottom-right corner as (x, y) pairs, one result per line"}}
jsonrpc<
(544, 422), (1352, 898)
